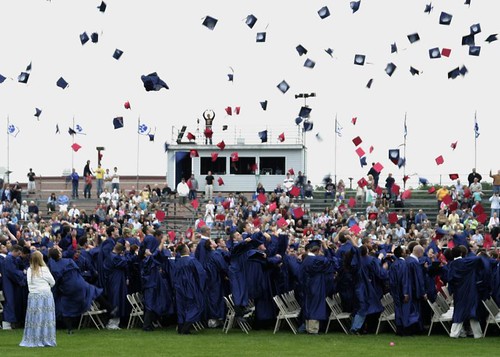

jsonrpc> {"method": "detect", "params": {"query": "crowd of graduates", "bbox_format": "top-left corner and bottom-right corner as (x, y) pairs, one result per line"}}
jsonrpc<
(1, 174), (499, 338)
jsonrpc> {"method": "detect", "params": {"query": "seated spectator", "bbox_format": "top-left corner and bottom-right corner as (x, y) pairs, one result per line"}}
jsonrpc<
(303, 180), (314, 199)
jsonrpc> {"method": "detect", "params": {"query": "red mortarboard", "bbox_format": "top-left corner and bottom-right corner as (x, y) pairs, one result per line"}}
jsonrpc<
(290, 186), (300, 197)
(268, 202), (277, 212)
(401, 189), (411, 200)
(217, 177), (224, 186)
(225, 106), (232, 115)
(449, 173), (459, 180)
(441, 48), (451, 57)
(351, 117), (357, 125)
(357, 177), (368, 188)
(277, 217), (288, 228)
(348, 197), (356, 207)
(190, 149), (199, 158)
(71, 143), (82, 152)
(435, 155), (444, 165)
(473, 203), (484, 215)
(215, 214), (225, 221)
(252, 217), (261, 227)
(235, 106), (240, 115)
(197, 219), (206, 228)
(124, 101), (131, 109)
(388, 212), (398, 224)
(450, 141), (457, 150)
(369, 146), (374, 153)
(373, 162), (384, 173)
(217, 140), (225, 150)
(338, 204), (347, 214)
(191, 199), (199, 210)
(293, 207), (304, 219)
(392, 184), (400, 195)
(476, 213), (488, 224)
(448, 201), (458, 212)
(221, 200), (230, 210)
(355, 147), (365, 157)
(428, 187), (436, 194)
(155, 210), (166, 222)
(352, 136), (362, 146)
(231, 152), (239, 161)
(211, 152), (218, 162)
(168, 230), (176, 241)
(464, 188), (471, 198)
(288, 168), (295, 175)
(187, 132), (196, 140)
(441, 195), (452, 205)
(447, 240), (455, 249)
(185, 227), (193, 240)
(204, 128), (213, 138)
(257, 193), (266, 204)
(483, 233), (493, 249)
(368, 212), (378, 220)
(278, 132), (285, 142)
(350, 224), (361, 235)
(375, 186), (383, 195)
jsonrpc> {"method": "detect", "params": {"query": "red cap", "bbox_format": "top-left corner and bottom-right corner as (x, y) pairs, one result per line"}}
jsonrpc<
(450, 141), (457, 150)
(71, 143), (82, 152)
(352, 136), (362, 146)
(124, 100), (131, 109)
(350, 224), (361, 235)
(463, 188), (471, 198)
(449, 173), (459, 180)
(375, 186), (383, 195)
(225, 106), (232, 115)
(435, 155), (444, 165)
(392, 184), (400, 195)
(191, 198), (199, 210)
(369, 146), (374, 153)
(290, 186), (300, 197)
(293, 207), (304, 219)
(230, 152), (239, 161)
(355, 147), (365, 157)
(268, 202), (277, 212)
(278, 132), (285, 142)
(441, 195), (452, 205)
(348, 197), (356, 207)
(448, 201), (458, 212)
(288, 168), (295, 175)
(357, 177), (368, 188)
(168, 230), (176, 241)
(351, 117), (357, 125)
(428, 187), (436, 194)
(211, 152), (218, 162)
(257, 193), (267, 204)
(252, 217), (261, 227)
(215, 214), (225, 221)
(277, 217), (288, 228)
(373, 162), (384, 173)
(473, 203), (484, 215)
(190, 149), (199, 158)
(187, 132), (196, 140)
(185, 227), (193, 240)
(235, 106), (241, 115)
(221, 201), (230, 210)
(217, 177), (224, 186)
(217, 140), (226, 150)
(476, 213), (488, 224)
(155, 210), (166, 222)
(388, 212), (398, 224)
(441, 48), (451, 57)
(368, 212), (378, 220)
(197, 219), (206, 228)
(401, 189), (411, 200)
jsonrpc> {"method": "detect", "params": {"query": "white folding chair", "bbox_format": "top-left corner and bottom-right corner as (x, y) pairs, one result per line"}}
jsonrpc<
(482, 298), (500, 337)
(273, 293), (301, 334)
(78, 301), (107, 330)
(325, 294), (352, 334)
(440, 286), (453, 306)
(427, 299), (453, 336)
(223, 296), (252, 334)
(376, 294), (396, 334)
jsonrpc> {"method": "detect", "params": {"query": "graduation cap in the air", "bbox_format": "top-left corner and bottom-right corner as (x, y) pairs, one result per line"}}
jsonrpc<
(148, 133), (155, 141)
(245, 14), (257, 29)
(225, 106), (232, 116)
(350, 1), (361, 13)
(268, 201), (277, 212)
(227, 67), (234, 82)
(429, 47), (441, 59)
(293, 207), (304, 219)
(124, 101), (131, 109)
(256, 32), (266, 42)
(186, 132), (195, 141)
(56, 77), (69, 89)
(419, 177), (429, 185)
(98, 1), (106, 12)
(424, 3), (433, 14)
(442, 195), (453, 206)
(397, 157), (406, 168)
(325, 48), (334, 57)
(485, 34), (498, 43)
(392, 184), (400, 195)
(216, 141), (225, 150)
(385, 63), (397, 76)
(113, 117), (124, 129)
(388, 212), (399, 224)
(288, 168), (295, 175)
(391, 42), (398, 53)
(80, 32), (89, 45)
(295, 117), (303, 125)
(401, 189), (412, 200)
(113, 49), (124, 60)
(304, 58), (316, 68)
(222, 125), (228, 131)
(441, 48), (451, 57)
(0, 74), (6, 83)
(250, 163), (258, 172)
(449, 173), (459, 180)
(389, 149), (400, 165)
(470, 23), (481, 35)
(439, 12), (453, 26)
(407, 33), (420, 44)
(435, 155), (444, 165)
(303, 120), (313, 132)
(451, 141), (457, 150)
(351, 117), (357, 125)
(91, 32), (99, 43)
(459, 65), (468, 76)
(189, 149), (199, 158)
(469, 46), (481, 56)
(260, 100), (268, 110)
(366, 79), (373, 88)
(428, 186), (436, 194)
(462, 34), (475, 46)
(18, 72), (30, 84)
(315, 133), (323, 141)
(354, 54), (365, 65)
(34, 108), (42, 119)
(296, 45), (308, 56)
(348, 197), (356, 208)
(318, 6), (330, 19)
(403, 175), (410, 183)
(191, 198), (200, 211)
(355, 147), (365, 158)
(352, 136), (362, 146)
(360, 156), (367, 167)
(202, 16), (218, 30)
(448, 67), (461, 79)
(410, 66), (421, 76)
(68, 127), (77, 135)
(369, 146), (374, 153)
(141, 72), (168, 91)
(217, 177), (224, 186)
(290, 186), (300, 197)
(258, 130), (268, 143)
(235, 106), (240, 115)
(299, 106), (312, 118)
(373, 162), (384, 173)
(211, 152), (218, 162)
(277, 80), (290, 94)
(71, 143), (82, 152)
(230, 152), (239, 161)
(278, 133), (285, 142)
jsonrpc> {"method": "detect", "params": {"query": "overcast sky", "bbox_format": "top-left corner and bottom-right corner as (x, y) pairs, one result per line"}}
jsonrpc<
(0, 0), (498, 187)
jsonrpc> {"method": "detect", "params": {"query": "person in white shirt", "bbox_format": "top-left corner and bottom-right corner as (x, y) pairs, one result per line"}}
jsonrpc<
(20, 251), (56, 347)
(489, 192), (500, 217)
(487, 212), (499, 230)
(176, 178), (190, 205)
(111, 167), (120, 192)
(68, 204), (80, 219)
(283, 173), (294, 193)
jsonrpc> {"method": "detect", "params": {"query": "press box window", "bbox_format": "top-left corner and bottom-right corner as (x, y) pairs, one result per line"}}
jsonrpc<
(230, 157), (256, 175)
(200, 157), (227, 175)
(259, 157), (285, 175)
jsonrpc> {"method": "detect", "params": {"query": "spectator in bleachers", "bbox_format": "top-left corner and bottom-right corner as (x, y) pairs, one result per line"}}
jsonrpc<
(467, 168), (482, 186)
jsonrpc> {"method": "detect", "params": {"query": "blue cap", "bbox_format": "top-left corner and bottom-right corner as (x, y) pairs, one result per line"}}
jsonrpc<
(80, 32), (89, 45)
(439, 12), (453, 26)
(113, 49), (123, 60)
(98, 1), (106, 12)
(245, 14), (257, 29)
(407, 33), (420, 43)
(260, 100), (268, 111)
(354, 54), (365, 65)
(410, 66), (421, 76)
(385, 62), (397, 77)
(318, 6), (330, 19)
(18, 72), (30, 84)
(296, 44), (307, 56)
(350, 1), (361, 13)
(256, 32), (266, 42)
(299, 106), (311, 118)
(56, 77), (69, 89)
(470, 23), (481, 35)
(141, 72), (169, 91)
(325, 48), (334, 57)
(113, 117), (124, 129)
(429, 47), (441, 59)
(469, 46), (481, 56)
(304, 58), (315, 68)
(202, 16), (218, 30)
(34, 108), (42, 118)
(277, 80), (290, 94)
(391, 42), (397, 53)
(91, 32), (99, 43)
(485, 34), (497, 43)
(258, 130), (268, 143)
(303, 120), (313, 132)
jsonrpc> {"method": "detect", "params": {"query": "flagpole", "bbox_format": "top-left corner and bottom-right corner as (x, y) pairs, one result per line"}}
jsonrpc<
(403, 112), (407, 189)
(136, 116), (140, 189)
(334, 114), (337, 185)
(6, 115), (10, 184)
(474, 110), (477, 169)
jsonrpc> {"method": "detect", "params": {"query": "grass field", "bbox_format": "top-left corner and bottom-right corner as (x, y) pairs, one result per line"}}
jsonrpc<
(0, 328), (498, 357)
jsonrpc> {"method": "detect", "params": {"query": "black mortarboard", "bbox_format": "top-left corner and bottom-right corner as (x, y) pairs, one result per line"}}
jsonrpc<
(429, 47), (441, 59)
(113, 49), (123, 60)
(260, 100), (268, 110)
(407, 33), (420, 44)
(354, 54), (365, 65)
(26, 62), (32, 71)
(258, 130), (268, 143)
(277, 80), (290, 94)
(245, 14), (257, 29)
(202, 16), (218, 30)
(227, 73), (233, 81)
(113, 117), (124, 129)
(299, 106), (311, 118)
(55, 124), (60, 134)
(470, 23), (481, 35)
(350, 1), (361, 13)
(462, 34), (475, 46)
(318, 6), (330, 19)
(256, 32), (266, 42)
(295, 117), (303, 125)
(34, 108), (42, 118)
(366, 78), (373, 88)
(304, 58), (315, 68)
(305, 239), (321, 251)
(485, 34), (498, 43)
(0, 74), (6, 83)
(424, 3), (433, 13)
(469, 46), (481, 56)
(222, 125), (228, 131)
(296, 44), (308, 56)
(98, 1), (106, 12)
(80, 32), (89, 45)
(464, 0), (471, 6)
(459, 65), (468, 76)
(303, 120), (313, 132)
(56, 77), (69, 89)
(91, 32), (99, 43)
(391, 42), (397, 53)
(410, 66), (421, 76)
(68, 127), (76, 135)
(360, 156), (367, 167)
(448, 67), (460, 79)
(439, 12), (453, 26)
(148, 134), (155, 141)
(385, 62), (397, 76)
(18, 72), (30, 84)
(141, 72), (169, 91)
(325, 48), (334, 57)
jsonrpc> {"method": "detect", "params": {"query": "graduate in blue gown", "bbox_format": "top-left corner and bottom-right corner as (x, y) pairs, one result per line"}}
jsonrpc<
(404, 244), (427, 333)
(1, 245), (26, 329)
(97, 226), (118, 290)
(335, 230), (358, 313)
(203, 239), (229, 327)
(173, 244), (207, 334)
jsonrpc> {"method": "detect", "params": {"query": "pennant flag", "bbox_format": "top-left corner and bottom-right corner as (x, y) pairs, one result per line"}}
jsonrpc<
(34, 108), (42, 119)
(217, 177), (224, 186)
(278, 132), (285, 142)
(71, 143), (82, 152)
(397, 158), (406, 168)
(7, 124), (20, 137)
(351, 117), (357, 125)
(141, 72), (169, 91)
(216, 141), (225, 150)
(211, 152), (218, 162)
(474, 115), (480, 138)
(138, 123), (151, 135)
(389, 149), (400, 165)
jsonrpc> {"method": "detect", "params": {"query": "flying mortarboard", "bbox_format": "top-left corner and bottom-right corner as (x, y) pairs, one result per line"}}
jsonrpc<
(385, 62), (397, 76)
(357, 177), (368, 188)
(56, 77), (69, 89)
(448, 67), (460, 79)
(392, 184), (400, 195)
(303, 120), (313, 132)
(202, 16), (218, 30)
(439, 12), (453, 26)
(148, 133), (155, 141)
(448, 201), (458, 212)
(98, 1), (106, 12)
(245, 14), (257, 29)
(186, 132), (195, 141)
(222, 125), (228, 131)
(429, 47), (441, 59)
(373, 162), (384, 173)
(250, 163), (258, 172)
(268, 202), (277, 212)
(469, 46), (481, 56)
(369, 146), (374, 153)
(293, 207), (304, 219)
(289, 186), (300, 197)
(360, 156), (367, 167)
(278, 132), (285, 142)
(410, 66), (421, 76)
(325, 48), (334, 57)
(388, 212), (398, 224)
(355, 147), (365, 157)
(442, 195), (453, 206)
(485, 34), (498, 43)
(80, 32), (89, 45)
(230, 152), (239, 161)
(348, 197), (356, 208)
(419, 177), (429, 185)
(318, 6), (331, 19)
(91, 32), (99, 43)
(470, 23), (481, 35)
(459, 65), (468, 76)
(113, 117), (124, 129)
(424, 3), (433, 13)
(428, 187), (436, 194)
(350, 1), (361, 13)
(435, 155), (444, 165)
(18, 72), (30, 84)
(354, 54), (365, 65)
(258, 130), (268, 143)
(296, 45), (308, 56)
(451, 141), (457, 150)
(235, 106), (240, 115)
(141, 72), (168, 91)
(403, 175), (410, 183)
(462, 34), (475, 46)
(351, 117), (357, 125)
(391, 42), (398, 53)
(211, 152), (218, 162)
(401, 189), (412, 200)
(366, 78), (373, 88)
(124, 101), (131, 109)
(260, 100), (268, 110)
(225, 106), (232, 115)
(191, 199), (199, 210)
(473, 203), (484, 215)
(350, 225), (361, 235)
(299, 106), (312, 118)
(34, 108), (42, 119)
(217, 141), (225, 150)
(441, 48), (451, 57)
(113, 49), (124, 60)
(407, 33), (420, 44)
(288, 168), (295, 175)
(217, 177), (224, 186)
(304, 58), (316, 68)
(68, 127), (77, 135)
(352, 136), (362, 146)
(476, 214), (488, 224)
(0, 74), (6, 83)
(204, 128), (213, 138)
(449, 173), (459, 180)
(257, 193), (266, 205)
(295, 117), (303, 125)
(71, 143), (82, 152)
(256, 32), (266, 42)
(189, 149), (199, 158)
(277, 217), (288, 228)
(277, 80), (290, 94)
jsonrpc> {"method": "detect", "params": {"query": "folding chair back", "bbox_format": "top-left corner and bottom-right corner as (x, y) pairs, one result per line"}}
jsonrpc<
(325, 294), (351, 334)
(482, 298), (500, 337)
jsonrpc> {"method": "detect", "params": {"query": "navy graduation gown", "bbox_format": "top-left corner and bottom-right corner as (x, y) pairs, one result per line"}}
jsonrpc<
(103, 252), (130, 318)
(97, 238), (116, 289)
(228, 240), (253, 307)
(173, 255), (206, 324)
(355, 255), (388, 316)
(389, 258), (418, 328)
(141, 253), (173, 316)
(1, 254), (26, 323)
(405, 256), (426, 327)
(205, 249), (229, 320)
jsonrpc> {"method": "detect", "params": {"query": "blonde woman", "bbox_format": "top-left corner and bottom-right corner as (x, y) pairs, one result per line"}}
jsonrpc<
(19, 251), (56, 348)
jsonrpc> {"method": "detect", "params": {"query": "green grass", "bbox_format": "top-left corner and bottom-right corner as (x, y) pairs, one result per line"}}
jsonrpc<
(1, 328), (498, 357)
